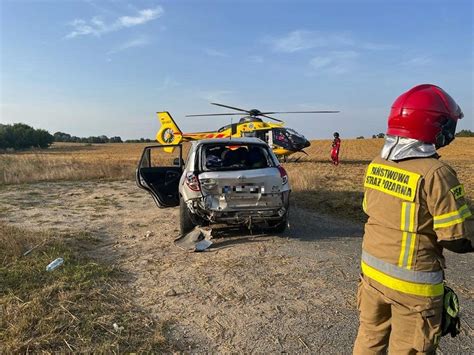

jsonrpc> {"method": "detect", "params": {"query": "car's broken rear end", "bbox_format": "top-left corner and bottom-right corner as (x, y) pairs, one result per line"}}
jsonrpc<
(195, 168), (289, 224)
(183, 139), (290, 229)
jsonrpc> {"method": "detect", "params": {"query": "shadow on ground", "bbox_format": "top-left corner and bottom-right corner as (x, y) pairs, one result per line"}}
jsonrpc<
(284, 159), (372, 165)
(292, 189), (366, 222)
(205, 193), (364, 250)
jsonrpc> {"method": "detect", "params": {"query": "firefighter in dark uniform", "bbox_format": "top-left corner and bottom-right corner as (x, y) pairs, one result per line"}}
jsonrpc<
(354, 84), (473, 354)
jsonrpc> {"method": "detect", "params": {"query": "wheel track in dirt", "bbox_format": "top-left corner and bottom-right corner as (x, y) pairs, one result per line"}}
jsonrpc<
(1, 180), (472, 353)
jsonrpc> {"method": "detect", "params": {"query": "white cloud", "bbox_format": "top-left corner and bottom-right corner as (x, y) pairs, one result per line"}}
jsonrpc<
(309, 51), (359, 74)
(268, 30), (393, 53)
(199, 90), (234, 102)
(204, 48), (229, 58)
(309, 56), (333, 70)
(118, 8), (161, 27)
(66, 6), (163, 39)
(401, 56), (432, 66)
(108, 36), (151, 54)
(269, 30), (353, 53)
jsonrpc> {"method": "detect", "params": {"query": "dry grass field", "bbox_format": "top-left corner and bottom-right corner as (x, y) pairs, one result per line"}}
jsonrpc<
(1, 138), (472, 220)
(0, 143), (144, 184)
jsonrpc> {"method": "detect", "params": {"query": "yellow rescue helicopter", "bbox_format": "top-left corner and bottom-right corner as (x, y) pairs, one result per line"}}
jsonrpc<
(156, 103), (339, 159)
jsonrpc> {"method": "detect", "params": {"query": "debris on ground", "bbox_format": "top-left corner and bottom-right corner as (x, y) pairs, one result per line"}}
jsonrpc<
(113, 323), (124, 333)
(46, 257), (64, 271)
(164, 288), (177, 297)
(23, 240), (46, 256)
(195, 238), (212, 251)
(145, 230), (153, 238)
(174, 227), (213, 252)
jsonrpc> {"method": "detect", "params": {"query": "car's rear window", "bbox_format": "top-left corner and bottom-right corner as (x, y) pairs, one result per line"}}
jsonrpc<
(201, 143), (274, 171)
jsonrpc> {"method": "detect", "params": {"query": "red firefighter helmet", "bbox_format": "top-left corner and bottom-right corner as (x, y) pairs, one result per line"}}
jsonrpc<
(387, 84), (463, 148)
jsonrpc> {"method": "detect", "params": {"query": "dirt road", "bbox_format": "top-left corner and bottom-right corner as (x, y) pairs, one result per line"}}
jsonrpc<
(1, 180), (472, 352)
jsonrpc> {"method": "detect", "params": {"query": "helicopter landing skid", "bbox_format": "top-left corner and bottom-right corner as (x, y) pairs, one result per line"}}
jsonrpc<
(279, 151), (308, 163)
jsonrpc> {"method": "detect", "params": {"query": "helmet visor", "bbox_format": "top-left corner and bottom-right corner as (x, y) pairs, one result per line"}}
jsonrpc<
(435, 118), (457, 148)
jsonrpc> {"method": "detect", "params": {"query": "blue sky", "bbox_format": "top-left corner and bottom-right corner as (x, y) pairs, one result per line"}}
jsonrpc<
(1, 0), (472, 139)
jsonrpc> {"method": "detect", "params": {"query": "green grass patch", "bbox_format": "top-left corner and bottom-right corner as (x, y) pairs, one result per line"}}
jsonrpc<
(0, 223), (172, 352)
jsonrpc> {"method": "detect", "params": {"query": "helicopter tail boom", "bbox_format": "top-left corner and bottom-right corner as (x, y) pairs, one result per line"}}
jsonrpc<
(156, 112), (184, 152)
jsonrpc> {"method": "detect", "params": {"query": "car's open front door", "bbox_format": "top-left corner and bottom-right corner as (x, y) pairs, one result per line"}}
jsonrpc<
(136, 144), (183, 207)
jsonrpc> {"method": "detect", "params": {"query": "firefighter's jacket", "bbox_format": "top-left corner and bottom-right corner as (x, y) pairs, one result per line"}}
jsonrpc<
(362, 155), (472, 297)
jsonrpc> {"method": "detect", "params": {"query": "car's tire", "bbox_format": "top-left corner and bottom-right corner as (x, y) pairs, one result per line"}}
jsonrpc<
(180, 197), (196, 235)
(268, 197), (290, 233)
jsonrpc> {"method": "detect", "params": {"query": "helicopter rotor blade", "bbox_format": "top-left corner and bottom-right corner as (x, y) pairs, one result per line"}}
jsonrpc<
(188, 103), (338, 121)
(185, 113), (246, 117)
(260, 114), (284, 123)
(211, 102), (251, 114)
(260, 110), (340, 114)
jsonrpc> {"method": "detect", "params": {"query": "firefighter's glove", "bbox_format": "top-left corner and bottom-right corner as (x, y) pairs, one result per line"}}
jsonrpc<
(441, 285), (461, 338)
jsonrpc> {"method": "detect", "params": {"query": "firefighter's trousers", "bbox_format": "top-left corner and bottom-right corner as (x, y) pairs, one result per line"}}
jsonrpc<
(353, 275), (443, 355)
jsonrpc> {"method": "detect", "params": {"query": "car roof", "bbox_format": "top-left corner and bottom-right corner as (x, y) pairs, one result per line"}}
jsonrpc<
(192, 137), (267, 146)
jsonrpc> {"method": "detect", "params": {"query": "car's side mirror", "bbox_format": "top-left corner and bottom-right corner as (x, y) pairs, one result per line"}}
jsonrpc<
(173, 158), (183, 166)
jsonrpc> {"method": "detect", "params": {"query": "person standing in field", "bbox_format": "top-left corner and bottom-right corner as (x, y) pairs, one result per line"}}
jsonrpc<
(354, 84), (473, 354)
(331, 132), (341, 165)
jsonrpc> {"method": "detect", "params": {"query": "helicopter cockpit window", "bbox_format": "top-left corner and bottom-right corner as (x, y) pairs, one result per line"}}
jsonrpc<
(272, 128), (292, 149)
(201, 143), (273, 171)
(285, 128), (305, 139)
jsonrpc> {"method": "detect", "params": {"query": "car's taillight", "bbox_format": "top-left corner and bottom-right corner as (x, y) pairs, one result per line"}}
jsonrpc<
(185, 172), (201, 191)
(277, 165), (288, 185)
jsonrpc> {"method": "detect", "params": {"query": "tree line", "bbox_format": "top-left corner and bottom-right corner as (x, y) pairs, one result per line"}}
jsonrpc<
(0, 123), (54, 149)
(54, 132), (155, 143)
(0, 123), (157, 150)
(455, 129), (474, 137)
(53, 131), (124, 143)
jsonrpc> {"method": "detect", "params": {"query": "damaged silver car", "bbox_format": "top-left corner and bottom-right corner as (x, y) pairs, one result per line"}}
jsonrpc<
(136, 138), (290, 235)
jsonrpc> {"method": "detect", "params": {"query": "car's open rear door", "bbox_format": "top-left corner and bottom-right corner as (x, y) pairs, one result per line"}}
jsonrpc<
(136, 144), (183, 207)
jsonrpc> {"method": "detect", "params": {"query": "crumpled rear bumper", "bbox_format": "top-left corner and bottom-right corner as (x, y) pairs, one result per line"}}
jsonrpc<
(189, 191), (290, 224)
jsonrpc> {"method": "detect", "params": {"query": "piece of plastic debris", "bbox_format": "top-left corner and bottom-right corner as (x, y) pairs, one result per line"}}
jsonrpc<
(46, 257), (64, 272)
(145, 231), (153, 238)
(195, 239), (213, 252)
(174, 227), (213, 252)
(113, 323), (124, 333)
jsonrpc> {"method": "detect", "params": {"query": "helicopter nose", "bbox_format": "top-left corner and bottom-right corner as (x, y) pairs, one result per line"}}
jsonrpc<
(294, 138), (310, 152)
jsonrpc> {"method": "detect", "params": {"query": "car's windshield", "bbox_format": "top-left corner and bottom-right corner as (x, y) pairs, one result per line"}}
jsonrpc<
(201, 143), (274, 171)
